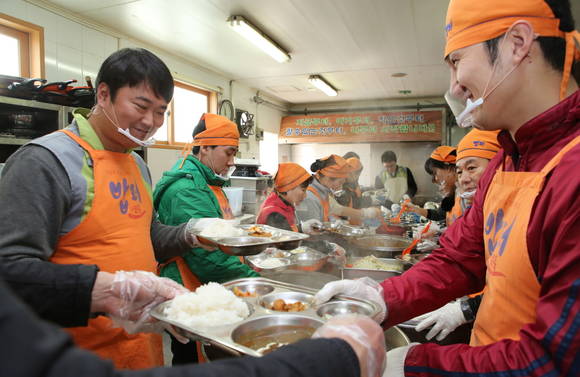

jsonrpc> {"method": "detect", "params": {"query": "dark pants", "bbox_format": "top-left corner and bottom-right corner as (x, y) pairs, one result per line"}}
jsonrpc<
(170, 334), (198, 365)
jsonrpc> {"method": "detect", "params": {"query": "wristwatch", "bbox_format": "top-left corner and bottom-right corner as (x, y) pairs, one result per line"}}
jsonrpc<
(460, 298), (476, 322)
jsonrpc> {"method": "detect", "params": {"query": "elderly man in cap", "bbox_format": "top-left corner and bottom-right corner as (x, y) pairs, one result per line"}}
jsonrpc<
(315, 0), (579, 375)
(153, 113), (258, 363)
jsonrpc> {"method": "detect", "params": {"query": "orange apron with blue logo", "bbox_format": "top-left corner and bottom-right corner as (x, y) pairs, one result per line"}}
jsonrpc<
(50, 130), (162, 369)
(471, 135), (580, 346)
(446, 195), (463, 227)
(308, 186), (330, 222)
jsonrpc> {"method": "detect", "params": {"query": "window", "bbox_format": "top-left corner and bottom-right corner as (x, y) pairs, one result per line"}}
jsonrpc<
(153, 81), (217, 147)
(0, 13), (44, 78)
(259, 131), (279, 175)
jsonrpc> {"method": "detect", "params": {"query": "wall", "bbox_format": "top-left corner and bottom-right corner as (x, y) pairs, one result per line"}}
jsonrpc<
(1, 0), (288, 187)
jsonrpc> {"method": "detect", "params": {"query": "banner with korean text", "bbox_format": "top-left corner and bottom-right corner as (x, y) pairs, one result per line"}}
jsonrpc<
(279, 110), (443, 144)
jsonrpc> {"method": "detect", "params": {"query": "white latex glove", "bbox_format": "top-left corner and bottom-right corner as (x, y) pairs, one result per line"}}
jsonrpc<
(313, 315), (386, 377)
(361, 207), (382, 219)
(414, 301), (466, 341)
(314, 277), (386, 323)
(402, 194), (411, 201)
(326, 242), (346, 266)
(301, 218), (323, 234)
(416, 239), (438, 252)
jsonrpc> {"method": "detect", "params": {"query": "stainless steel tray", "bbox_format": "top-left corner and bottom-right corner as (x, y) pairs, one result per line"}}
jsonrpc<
(196, 224), (309, 256)
(151, 277), (381, 357)
(343, 256), (406, 281)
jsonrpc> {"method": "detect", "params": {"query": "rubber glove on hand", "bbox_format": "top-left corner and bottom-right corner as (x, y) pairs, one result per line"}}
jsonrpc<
(301, 218), (323, 234)
(326, 242), (347, 266)
(314, 277), (386, 323)
(313, 315), (386, 377)
(361, 207), (382, 219)
(91, 271), (189, 335)
(414, 301), (466, 341)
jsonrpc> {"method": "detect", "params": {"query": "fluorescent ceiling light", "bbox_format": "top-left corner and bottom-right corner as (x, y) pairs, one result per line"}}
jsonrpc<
(308, 75), (338, 96)
(228, 15), (290, 63)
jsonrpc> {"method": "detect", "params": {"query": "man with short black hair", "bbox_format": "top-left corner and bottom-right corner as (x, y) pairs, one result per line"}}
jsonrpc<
(0, 48), (202, 368)
(374, 150), (417, 204)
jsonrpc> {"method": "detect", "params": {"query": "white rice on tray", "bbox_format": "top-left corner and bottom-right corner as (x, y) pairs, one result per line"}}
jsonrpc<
(164, 282), (249, 328)
(200, 219), (245, 238)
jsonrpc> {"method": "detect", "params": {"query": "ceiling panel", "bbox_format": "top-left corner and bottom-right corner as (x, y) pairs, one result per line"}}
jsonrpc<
(45, 0), (453, 104)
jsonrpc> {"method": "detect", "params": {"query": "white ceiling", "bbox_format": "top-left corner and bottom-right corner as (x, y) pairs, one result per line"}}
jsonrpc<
(39, 1), (463, 104)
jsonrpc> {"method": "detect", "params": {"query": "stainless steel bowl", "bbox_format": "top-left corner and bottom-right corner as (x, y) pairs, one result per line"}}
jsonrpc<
(384, 326), (411, 351)
(260, 291), (313, 311)
(246, 255), (293, 273)
(291, 249), (328, 271)
(227, 281), (275, 297)
(231, 315), (324, 354)
(316, 300), (375, 319)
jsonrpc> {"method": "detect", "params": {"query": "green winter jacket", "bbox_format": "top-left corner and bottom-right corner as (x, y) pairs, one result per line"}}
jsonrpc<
(153, 155), (258, 285)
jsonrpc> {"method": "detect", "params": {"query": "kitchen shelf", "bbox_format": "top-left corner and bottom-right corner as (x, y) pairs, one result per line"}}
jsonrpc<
(0, 136), (31, 145)
(0, 95), (62, 111)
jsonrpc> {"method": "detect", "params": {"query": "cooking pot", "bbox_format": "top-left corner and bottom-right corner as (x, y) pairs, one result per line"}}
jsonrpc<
(349, 235), (414, 258)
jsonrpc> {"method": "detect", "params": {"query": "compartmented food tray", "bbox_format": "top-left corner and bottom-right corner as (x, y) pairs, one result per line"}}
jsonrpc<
(246, 246), (328, 272)
(151, 277), (381, 357)
(196, 224), (310, 256)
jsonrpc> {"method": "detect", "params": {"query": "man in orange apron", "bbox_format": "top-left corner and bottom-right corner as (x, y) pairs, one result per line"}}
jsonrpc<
(153, 113), (258, 364)
(0, 48), (202, 369)
(315, 1), (580, 375)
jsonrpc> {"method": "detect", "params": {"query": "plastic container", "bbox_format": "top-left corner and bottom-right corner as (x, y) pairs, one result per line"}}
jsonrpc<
(223, 187), (244, 216)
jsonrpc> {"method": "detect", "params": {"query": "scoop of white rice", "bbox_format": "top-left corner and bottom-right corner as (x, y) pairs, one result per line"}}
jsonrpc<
(164, 282), (249, 328)
(200, 219), (245, 238)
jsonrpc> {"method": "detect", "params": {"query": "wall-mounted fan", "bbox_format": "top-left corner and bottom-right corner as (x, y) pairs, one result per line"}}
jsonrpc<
(235, 109), (255, 138)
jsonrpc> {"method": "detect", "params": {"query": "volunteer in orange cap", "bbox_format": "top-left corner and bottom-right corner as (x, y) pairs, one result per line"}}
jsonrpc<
(256, 163), (317, 232)
(153, 113), (258, 364)
(405, 146), (458, 224)
(296, 154), (382, 224)
(335, 153), (373, 211)
(315, 1), (580, 375)
(412, 130), (501, 342)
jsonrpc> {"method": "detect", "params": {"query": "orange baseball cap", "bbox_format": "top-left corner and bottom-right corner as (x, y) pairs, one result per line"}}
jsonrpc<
(444, 0), (580, 99)
(192, 113), (239, 147)
(457, 129), (501, 161)
(346, 157), (363, 172)
(430, 146), (457, 164)
(275, 163), (312, 192)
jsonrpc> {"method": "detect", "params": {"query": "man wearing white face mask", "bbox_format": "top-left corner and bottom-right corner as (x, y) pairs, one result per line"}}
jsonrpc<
(152, 113), (258, 363)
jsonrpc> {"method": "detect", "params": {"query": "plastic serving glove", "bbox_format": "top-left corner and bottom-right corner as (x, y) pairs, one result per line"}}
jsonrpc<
(301, 218), (323, 234)
(361, 207), (382, 219)
(92, 271), (190, 341)
(414, 301), (466, 341)
(314, 277), (386, 323)
(313, 315), (386, 377)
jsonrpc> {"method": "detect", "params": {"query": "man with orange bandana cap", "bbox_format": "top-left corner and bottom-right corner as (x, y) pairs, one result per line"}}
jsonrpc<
(412, 130), (501, 342)
(315, 1), (580, 376)
(153, 113), (258, 364)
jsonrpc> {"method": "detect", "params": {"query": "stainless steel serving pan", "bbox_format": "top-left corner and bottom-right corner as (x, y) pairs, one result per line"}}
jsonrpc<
(349, 235), (413, 257)
(195, 224), (309, 256)
(151, 277), (381, 357)
(342, 257), (407, 281)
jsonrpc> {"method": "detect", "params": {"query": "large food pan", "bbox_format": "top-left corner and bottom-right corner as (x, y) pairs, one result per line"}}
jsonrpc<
(342, 256), (406, 281)
(151, 277), (382, 357)
(196, 224), (309, 256)
(246, 247), (328, 273)
(349, 235), (413, 257)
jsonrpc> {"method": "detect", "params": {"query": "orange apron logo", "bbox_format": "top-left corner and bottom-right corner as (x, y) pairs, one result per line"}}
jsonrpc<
(484, 208), (515, 277)
(109, 178), (143, 217)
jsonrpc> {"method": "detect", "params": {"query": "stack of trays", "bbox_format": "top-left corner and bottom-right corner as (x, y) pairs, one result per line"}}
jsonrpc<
(151, 277), (381, 357)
